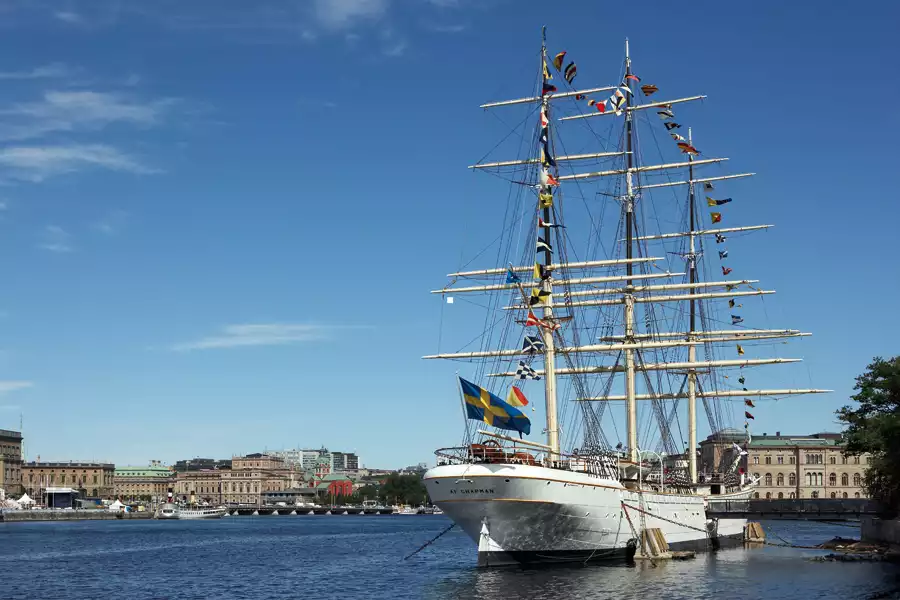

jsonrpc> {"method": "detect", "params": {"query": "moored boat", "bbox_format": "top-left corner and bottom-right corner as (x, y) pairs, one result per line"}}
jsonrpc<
(156, 503), (227, 520)
(422, 28), (827, 567)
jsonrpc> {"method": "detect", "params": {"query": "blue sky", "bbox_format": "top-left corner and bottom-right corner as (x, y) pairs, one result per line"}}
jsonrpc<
(0, 0), (896, 468)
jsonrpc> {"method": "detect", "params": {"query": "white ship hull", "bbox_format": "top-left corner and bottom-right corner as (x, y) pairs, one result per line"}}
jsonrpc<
(424, 463), (748, 566)
(156, 504), (227, 520)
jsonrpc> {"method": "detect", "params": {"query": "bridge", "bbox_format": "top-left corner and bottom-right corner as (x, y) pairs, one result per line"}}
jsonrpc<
(707, 498), (880, 521)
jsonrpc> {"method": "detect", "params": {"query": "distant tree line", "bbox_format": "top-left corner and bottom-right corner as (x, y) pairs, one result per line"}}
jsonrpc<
(347, 473), (429, 506)
(838, 356), (900, 516)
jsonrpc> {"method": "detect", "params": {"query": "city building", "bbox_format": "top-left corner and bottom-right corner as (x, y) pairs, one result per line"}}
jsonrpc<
(220, 453), (301, 506)
(699, 430), (870, 500)
(312, 473), (354, 499)
(175, 469), (224, 504)
(22, 461), (115, 499)
(114, 461), (176, 503)
(0, 429), (23, 496)
(271, 448), (360, 473)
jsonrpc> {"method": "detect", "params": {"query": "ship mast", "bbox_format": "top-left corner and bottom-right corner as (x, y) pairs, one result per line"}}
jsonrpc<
(623, 39), (638, 463)
(687, 127), (698, 484)
(540, 27), (560, 459)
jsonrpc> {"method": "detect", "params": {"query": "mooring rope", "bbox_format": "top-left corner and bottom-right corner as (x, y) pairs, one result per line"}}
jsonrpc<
(403, 523), (457, 560)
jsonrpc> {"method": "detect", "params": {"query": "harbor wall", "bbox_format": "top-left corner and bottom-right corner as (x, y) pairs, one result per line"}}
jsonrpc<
(862, 516), (900, 545)
(1, 510), (153, 522)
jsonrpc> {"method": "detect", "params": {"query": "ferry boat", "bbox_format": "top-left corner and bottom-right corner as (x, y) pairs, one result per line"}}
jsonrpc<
(422, 29), (829, 567)
(156, 503), (227, 520)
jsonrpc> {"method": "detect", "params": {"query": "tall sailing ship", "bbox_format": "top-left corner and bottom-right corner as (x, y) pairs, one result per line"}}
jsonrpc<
(421, 29), (830, 566)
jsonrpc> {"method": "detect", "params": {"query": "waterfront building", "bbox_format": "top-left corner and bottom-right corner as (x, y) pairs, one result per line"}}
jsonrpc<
(0, 429), (23, 496)
(312, 473), (354, 499)
(271, 448), (360, 473)
(175, 468), (225, 503)
(220, 453), (303, 506)
(22, 461), (115, 499)
(699, 430), (870, 500)
(114, 461), (176, 503)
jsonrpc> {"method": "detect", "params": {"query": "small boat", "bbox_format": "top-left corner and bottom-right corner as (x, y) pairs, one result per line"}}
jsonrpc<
(156, 503), (227, 520)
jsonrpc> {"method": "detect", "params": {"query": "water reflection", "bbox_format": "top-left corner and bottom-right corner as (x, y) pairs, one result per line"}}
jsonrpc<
(426, 523), (900, 600)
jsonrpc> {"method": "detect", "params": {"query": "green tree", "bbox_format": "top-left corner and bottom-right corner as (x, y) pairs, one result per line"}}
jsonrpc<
(380, 473), (428, 505)
(837, 356), (900, 514)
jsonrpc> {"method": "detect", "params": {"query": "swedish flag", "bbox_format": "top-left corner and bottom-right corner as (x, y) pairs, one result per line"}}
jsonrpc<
(459, 377), (531, 435)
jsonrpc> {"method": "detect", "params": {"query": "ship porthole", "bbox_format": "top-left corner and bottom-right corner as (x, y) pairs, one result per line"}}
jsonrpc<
(505, 479), (510, 483)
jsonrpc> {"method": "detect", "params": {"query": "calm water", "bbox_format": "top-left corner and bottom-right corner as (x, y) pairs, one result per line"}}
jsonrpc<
(0, 516), (897, 599)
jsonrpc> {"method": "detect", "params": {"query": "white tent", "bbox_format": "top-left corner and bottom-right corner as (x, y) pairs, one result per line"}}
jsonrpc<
(16, 493), (34, 506)
(108, 499), (124, 512)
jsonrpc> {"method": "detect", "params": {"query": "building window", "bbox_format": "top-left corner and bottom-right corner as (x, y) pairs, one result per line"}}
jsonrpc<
(789, 473), (796, 486)
(789, 456), (795, 465)
(854, 456), (860, 464)
(789, 492), (795, 499)
(776, 473), (784, 486)
(830, 492), (836, 499)
(854, 492), (861, 498)
(765, 492), (771, 499)
(753, 473), (760, 481)
(777, 456), (783, 465)
(811, 491), (819, 499)
(843, 492), (848, 499)
(765, 456), (771, 465)
(753, 456), (759, 465)
(754, 492), (759, 499)
(829, 473), (836, 486)
(853, 473), (861, 487)
(93, 475), (98, 484)
(842, 473), (849, 486)
(777, 492), (783, 499)
(842, 456), (848, 464)
(830, 456), (836, 464)
(765, 473), (772, 486)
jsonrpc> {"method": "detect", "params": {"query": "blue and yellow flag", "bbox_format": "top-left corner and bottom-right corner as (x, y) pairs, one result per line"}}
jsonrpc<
(459, 377), (531, 435)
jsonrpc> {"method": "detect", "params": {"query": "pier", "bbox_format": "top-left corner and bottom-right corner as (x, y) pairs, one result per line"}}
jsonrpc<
(707, 498), (879, 521)
(0, 509), (154, 522)
(228, 506), (396, 516)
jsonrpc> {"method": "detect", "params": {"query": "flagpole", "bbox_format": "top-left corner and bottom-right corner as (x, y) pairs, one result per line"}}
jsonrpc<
(687, 126), (698, 485)
(622, 38), (639, 464)
(539, 26), (560, 460)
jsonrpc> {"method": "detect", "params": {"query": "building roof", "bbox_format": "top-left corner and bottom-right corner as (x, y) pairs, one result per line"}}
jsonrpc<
(0, 429), (22, 440)
(24, 461), (114, 469)
(115, 466), (174, 477)
(748, 437), (839, 448)
(704, 430), (845, 448)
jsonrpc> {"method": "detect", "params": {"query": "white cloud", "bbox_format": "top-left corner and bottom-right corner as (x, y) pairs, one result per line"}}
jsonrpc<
(92, 209), (129, 235)
(171, 323), (357, 351)
(38, 225), (74, 253)
(0, 144), (155, 182)
(54, 10), (83, 24)
(427, 23), (466, 33)
(0, 90), (173, 141)
(0, 63), (77, 80)
(0, 381), (33, 394)
(313, 0), (389, 29)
